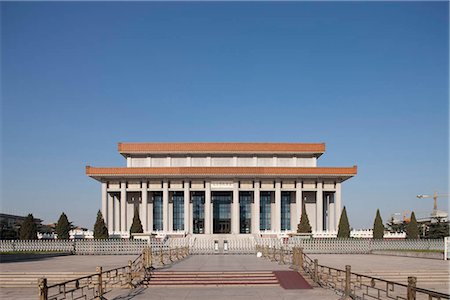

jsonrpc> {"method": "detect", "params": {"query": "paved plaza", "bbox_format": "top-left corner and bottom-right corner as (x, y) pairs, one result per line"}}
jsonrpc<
(0, 254), (137, 273)
(1, 254), (449, 299)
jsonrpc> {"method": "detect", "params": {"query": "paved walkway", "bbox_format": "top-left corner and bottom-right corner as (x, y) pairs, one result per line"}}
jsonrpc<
(109, 255), (339, 299)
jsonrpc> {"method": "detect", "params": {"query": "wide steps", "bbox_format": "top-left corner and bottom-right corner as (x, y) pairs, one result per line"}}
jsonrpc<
(350, 271), (450, 286)
(144, 271), (279, 287)
(0, 272), (91, 287)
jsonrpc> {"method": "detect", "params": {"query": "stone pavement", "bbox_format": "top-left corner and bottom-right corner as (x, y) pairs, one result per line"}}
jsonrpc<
(4, 254), (448, 299)
(109, 255), (339, 300)
(309, 254), (450, 272)
(0, 254), (137, 272)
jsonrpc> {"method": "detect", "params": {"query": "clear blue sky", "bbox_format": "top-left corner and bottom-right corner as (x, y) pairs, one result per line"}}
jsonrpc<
(1, 2), (448, 230)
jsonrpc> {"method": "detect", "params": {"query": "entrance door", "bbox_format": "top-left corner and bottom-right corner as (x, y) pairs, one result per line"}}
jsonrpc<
(212, 191), (232, 234)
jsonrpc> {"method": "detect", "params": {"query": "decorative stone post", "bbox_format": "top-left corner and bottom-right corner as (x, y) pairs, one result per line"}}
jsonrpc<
(313, 259), (319, 283)
(407, 276), (417, 300)
(344, 265), (352, 300)
(96, 266), (103, 299)
(127, 260), (133, 288)
(38, 278), (48, 300)
(298, 247), (304, 270)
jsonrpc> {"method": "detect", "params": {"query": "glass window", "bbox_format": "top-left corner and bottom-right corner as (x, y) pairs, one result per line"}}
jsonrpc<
(260, 191), (271, 230)
(281, 191), (291, 231)
(172, 192), (184, 231)
(153, 192), (163, 231)
(212, 192), (231, 234)
(192, 192), (205, 234)
(240, 191), (252, 234)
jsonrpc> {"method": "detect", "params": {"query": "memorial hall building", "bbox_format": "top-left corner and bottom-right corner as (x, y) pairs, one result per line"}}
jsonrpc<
(86, 143), (357, 238)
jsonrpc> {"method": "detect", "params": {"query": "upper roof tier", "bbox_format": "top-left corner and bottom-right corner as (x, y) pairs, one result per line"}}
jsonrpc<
(118, 142), (326, 156)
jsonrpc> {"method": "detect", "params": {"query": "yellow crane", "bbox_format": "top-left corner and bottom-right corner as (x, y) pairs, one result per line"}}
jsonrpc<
(416, 192), (449, 217)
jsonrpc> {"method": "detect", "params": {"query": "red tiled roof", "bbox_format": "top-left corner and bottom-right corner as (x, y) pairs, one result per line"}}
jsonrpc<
(118, 143), (325, 154)
(86, 166), (357, 177)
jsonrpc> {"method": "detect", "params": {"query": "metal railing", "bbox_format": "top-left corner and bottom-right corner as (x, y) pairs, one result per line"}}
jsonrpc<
(38, 246), (189, 300)
(256, 245), (450, 300)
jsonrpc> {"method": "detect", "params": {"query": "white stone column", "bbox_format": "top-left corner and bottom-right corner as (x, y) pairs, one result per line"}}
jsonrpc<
(290, 193), (297, 231)
(205, 181), (211, 234)
(120, 182), (127, 233)
(316, 181), (323, 232)
(148, 200), (153, 233)
(335, 182), (342, 230)
(295, 180), (303, 229)
(169, 199), (173, 232)
(108, 193), (114, 233)
(114, 194), (120, 233)
(184, 182), (190, 233)
(163, 181), (169, 232)
(101, 183), (108, 228)
(141, 182), (148, 232)
(252, 181), (260, 233)
(329, 194), (335, 232)
(232, 181), (239, 234)
(274, 181), (281, 232)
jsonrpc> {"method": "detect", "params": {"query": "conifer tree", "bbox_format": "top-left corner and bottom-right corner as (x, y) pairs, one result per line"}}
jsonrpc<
(297, 202), (312, 233)
(337, 206), (351, 238)
(129, 207), (143, 238)
(406, 211), (419, 239)
(19, 214), (38, 240)
(93, 210), (109, 239)
(373, 209), (384, 239)
(56, 212), (71, 239)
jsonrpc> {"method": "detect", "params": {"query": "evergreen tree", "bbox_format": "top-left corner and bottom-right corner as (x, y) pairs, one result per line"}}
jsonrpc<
(129, 207), (143, 238)
(427, 217), (449, 239)
(55, 212), (71, 239)
(386, 216), (405, 233)
(297, 202), (312, 233)
(405, 211), (419, 239)
(373, 209), (384, 239)
(93, 210), (109, 239)
(337, 206), (351, 238)
(19, 214), (38, 240)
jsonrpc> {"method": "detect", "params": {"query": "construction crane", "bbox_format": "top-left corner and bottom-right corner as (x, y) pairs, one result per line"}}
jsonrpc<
(416, 192), (449, 217)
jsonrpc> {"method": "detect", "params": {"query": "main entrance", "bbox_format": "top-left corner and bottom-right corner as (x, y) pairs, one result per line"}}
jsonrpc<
(212, 191), (232, 233)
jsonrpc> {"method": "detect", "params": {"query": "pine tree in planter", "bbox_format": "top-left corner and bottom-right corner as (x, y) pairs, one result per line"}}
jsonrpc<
(56, 212), (72, 239)
(372, 209), (384, 239)
(129, 207), (143, 238)
(406, 211), (419, 239)
(297, 202), (312, 234)
(93, 210), (109, 239)
(19, 213), (38, 240)
(337, 206), (351, 238)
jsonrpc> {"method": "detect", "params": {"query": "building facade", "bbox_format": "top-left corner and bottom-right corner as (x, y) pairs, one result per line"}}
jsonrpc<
(86, 143), (357, 238)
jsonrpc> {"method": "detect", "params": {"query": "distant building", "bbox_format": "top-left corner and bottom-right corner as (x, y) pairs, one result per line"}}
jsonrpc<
(0, 213), (43, 239)
(87, 142), (357, 238)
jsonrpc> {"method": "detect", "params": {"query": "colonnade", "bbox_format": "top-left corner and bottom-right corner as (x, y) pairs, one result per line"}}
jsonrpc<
(101, 180), (342, 236)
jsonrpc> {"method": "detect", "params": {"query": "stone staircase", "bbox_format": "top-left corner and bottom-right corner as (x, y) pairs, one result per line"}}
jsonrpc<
(143, 271), (279, 287)
(0, 272), (91, 288)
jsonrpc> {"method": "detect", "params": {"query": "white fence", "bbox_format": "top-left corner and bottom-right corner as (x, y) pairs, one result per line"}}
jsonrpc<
(288, 237), (445, 253)
(312, 230), (406, 239)
(0, 239), (166, 255)
(1, 237), (446, 256)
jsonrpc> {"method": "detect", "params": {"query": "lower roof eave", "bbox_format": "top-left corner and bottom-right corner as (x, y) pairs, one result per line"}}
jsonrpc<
(88, 174), (355, 182)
